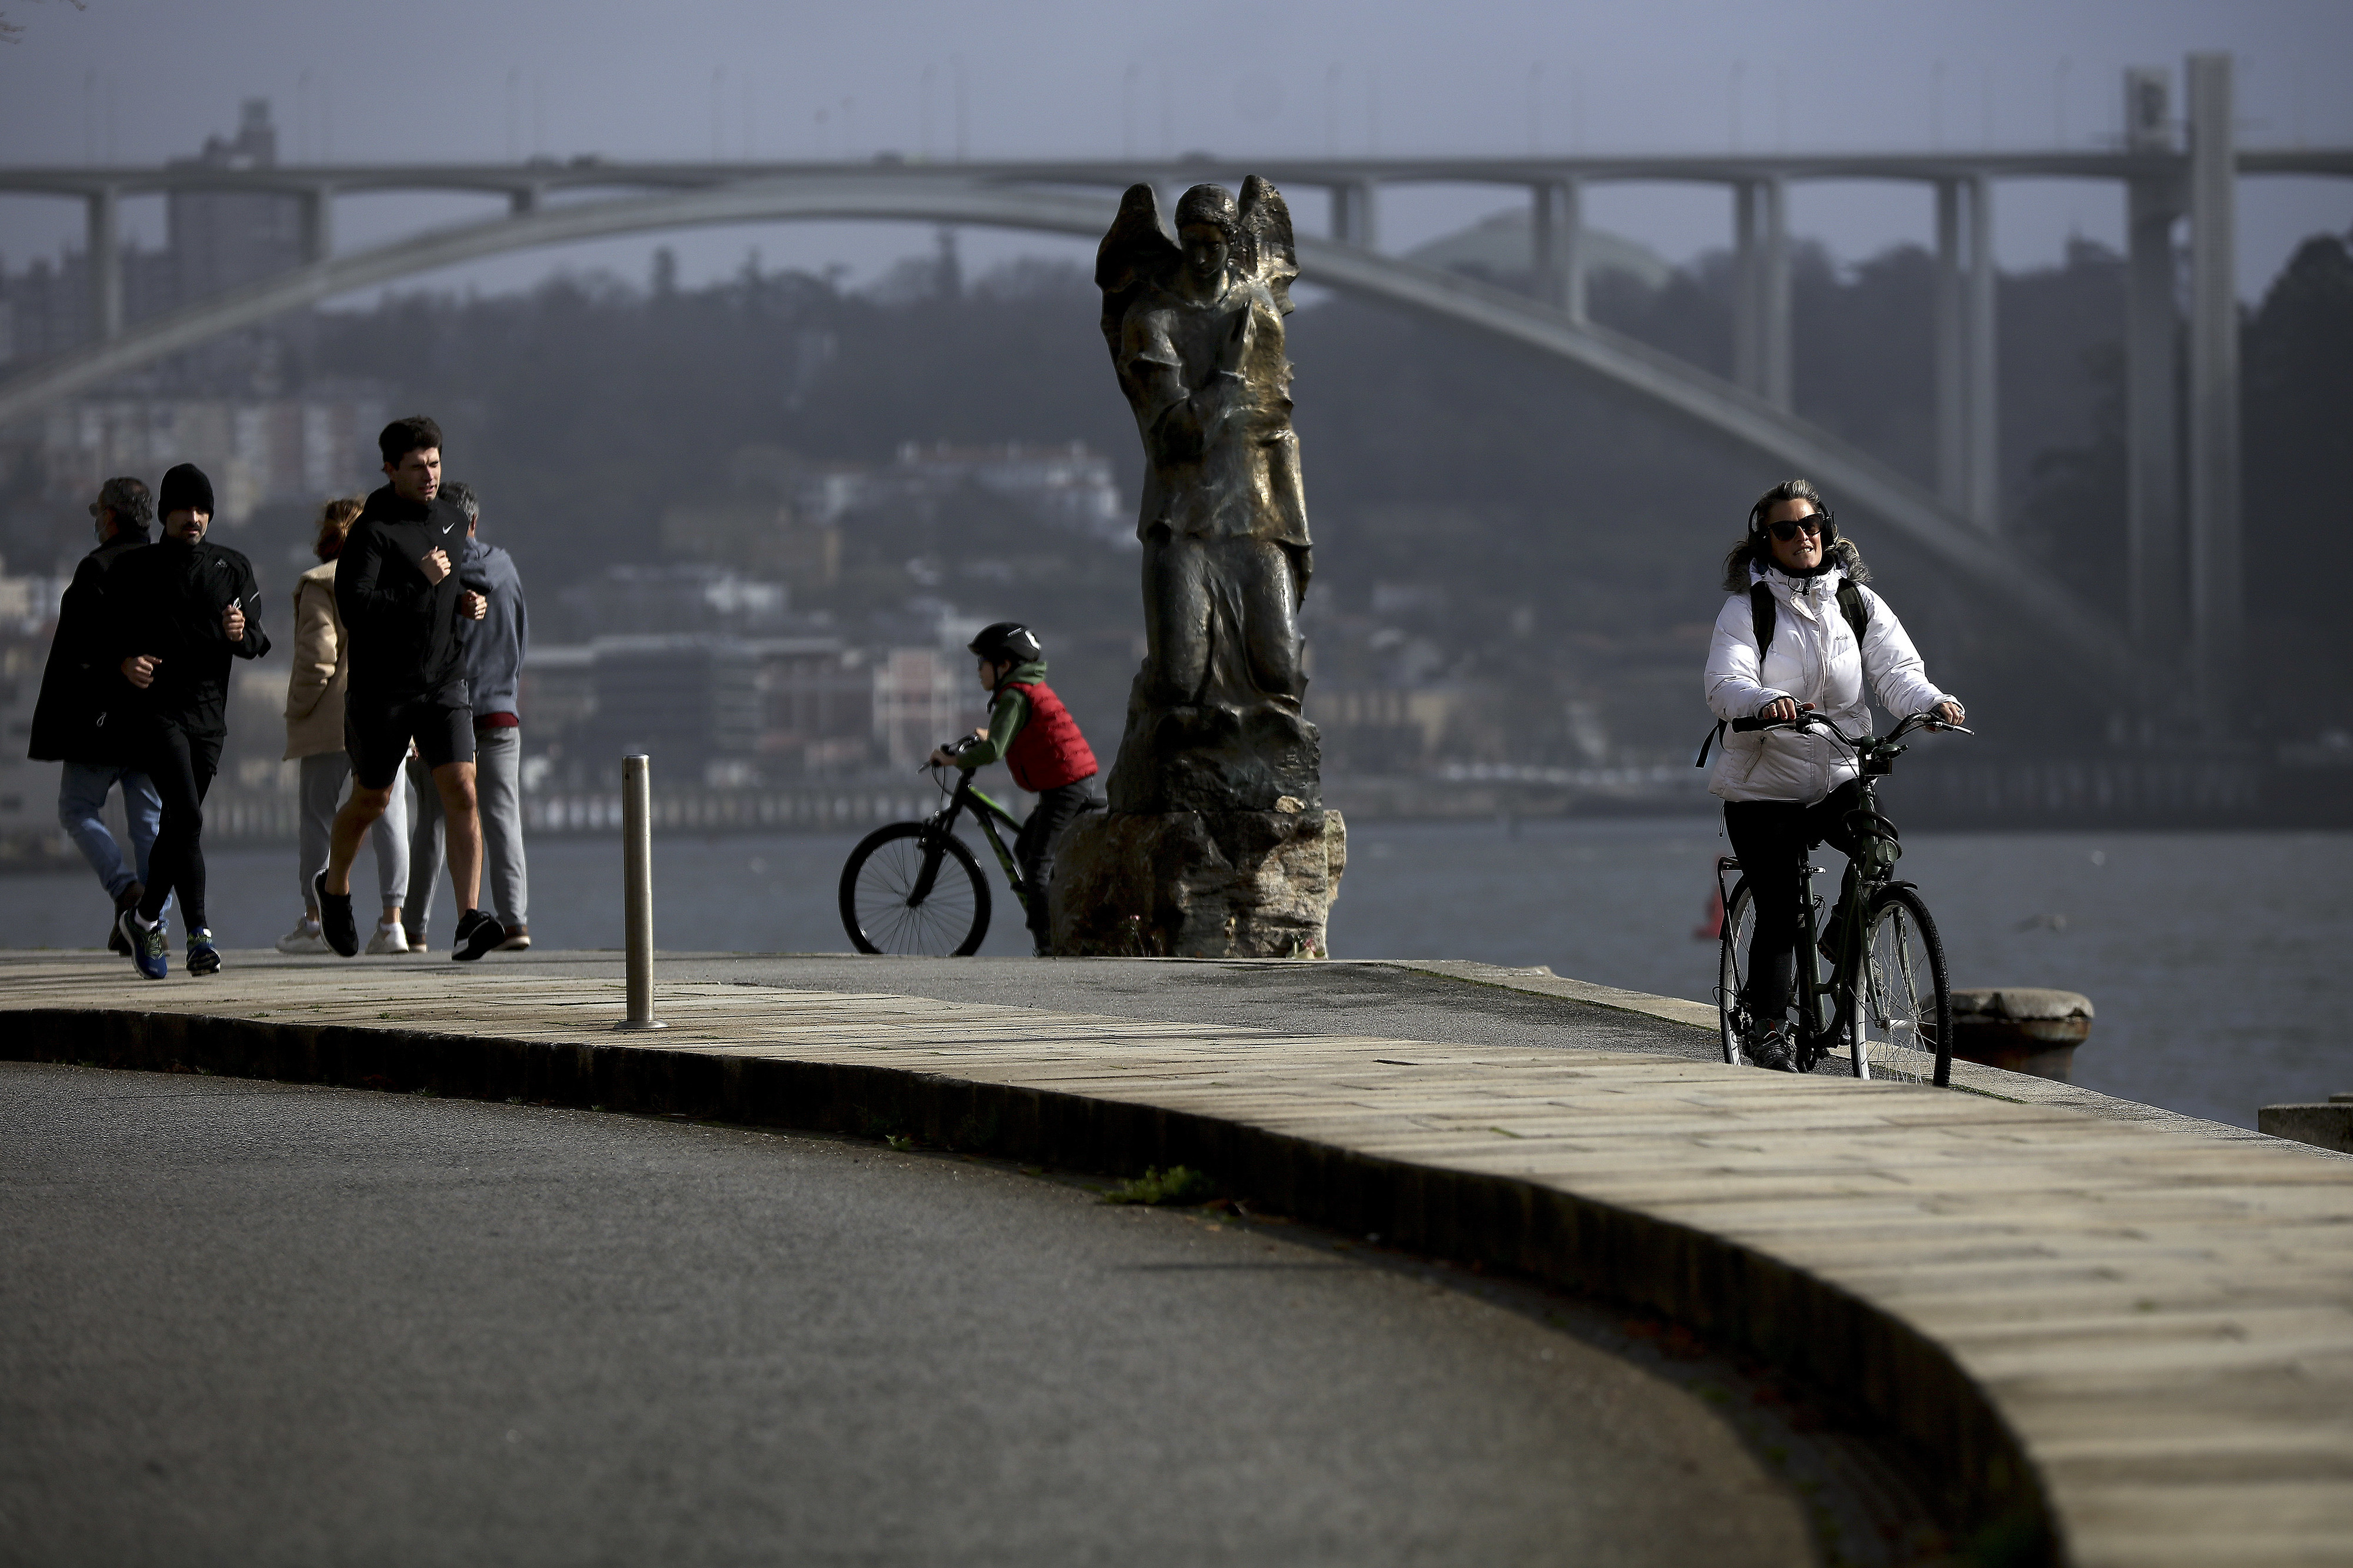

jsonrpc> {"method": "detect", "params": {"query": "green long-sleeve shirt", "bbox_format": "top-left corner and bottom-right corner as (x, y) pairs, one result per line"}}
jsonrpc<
(956, 659), (1048, 768)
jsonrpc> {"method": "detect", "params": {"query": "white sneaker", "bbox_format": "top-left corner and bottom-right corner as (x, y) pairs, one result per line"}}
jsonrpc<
(365, 920), (411, 955)
(276, 917), (329, 955)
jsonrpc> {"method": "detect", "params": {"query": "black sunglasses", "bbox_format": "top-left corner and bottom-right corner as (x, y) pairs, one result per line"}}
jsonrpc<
(1765, 512), (1831, 542)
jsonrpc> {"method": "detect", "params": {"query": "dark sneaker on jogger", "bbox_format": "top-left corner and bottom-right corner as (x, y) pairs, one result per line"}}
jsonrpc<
(108, 882), (144, 955)
(185, 929), (221, 976)
(120, 909), (169, 980)
(315, 869), (358, 957)
(451, 909), (502, 962)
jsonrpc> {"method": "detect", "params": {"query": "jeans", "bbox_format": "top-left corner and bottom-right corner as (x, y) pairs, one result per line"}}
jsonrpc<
(1016, 779), (1099, 950)
(407, 728), (528, 932)
(297, 750), (409, 915)
(1722, 781), (1866, 1022)
(58, 761), (169, 919)
(134, 722), (223, 933)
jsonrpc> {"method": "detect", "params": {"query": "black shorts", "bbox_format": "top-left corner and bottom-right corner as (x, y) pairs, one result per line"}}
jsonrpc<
(346, 684), (474, 790)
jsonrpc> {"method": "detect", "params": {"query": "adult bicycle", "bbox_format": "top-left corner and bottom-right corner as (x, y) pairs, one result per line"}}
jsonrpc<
(1715, 710), (1970, 1085)
(838, 737), (1071, 956)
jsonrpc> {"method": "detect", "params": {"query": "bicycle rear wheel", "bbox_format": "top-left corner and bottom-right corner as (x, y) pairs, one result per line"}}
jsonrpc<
(1717, 879), (1755, 1066)
(839, 822), (991, 957)
(1853, 885), (1953, 1086)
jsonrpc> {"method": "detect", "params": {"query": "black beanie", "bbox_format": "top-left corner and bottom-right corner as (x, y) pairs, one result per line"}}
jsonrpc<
(158, 463), (215, 521)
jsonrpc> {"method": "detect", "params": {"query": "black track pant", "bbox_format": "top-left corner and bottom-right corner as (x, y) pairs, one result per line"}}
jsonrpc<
(134, 720), (223, 933)
(1722, 780), (1865, 1020)
(1015, 780), (1099, 949)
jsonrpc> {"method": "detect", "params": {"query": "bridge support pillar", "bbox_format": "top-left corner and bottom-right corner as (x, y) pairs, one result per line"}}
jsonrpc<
(1331, 182), (1377, 249)
(1932, 176), (1998, 528)
(1732, 179), (1791, 410)
(2122, 66), (2185, 667)
(509, 186), (542, 217)
(2186, 52), (2241, 728)
(298, 188), (334, 265)
(84, 187), (122, 342)
(1531, 178), (1585, 321)
(1964, 174), (1999, 529)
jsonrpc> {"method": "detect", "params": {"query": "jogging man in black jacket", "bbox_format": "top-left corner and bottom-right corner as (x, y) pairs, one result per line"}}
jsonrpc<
(317, 415), (497, 960)
(29, 476), (172, 952)
(110, 463), (270, 979)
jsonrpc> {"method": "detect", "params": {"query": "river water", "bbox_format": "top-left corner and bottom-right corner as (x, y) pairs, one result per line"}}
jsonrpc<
(5, 818), (2345, 1130)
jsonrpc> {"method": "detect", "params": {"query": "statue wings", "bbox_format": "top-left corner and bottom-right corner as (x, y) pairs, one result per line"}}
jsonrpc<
(1095, 176), (1301, 353)
(1235, 175), (1298, 316)
(1096, 184), (1179, 356)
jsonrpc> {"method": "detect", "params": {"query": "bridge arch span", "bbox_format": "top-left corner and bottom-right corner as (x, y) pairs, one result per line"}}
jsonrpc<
(0, 176), (2139, 693)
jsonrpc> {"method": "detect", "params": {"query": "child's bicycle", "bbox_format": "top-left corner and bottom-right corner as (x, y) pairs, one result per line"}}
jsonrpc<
(1714, 709), (1971, 1085)
(838, 736), (1061, 956)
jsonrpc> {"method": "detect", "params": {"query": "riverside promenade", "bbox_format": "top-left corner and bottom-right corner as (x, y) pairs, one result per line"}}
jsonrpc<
(6, 949), (2350, 1566)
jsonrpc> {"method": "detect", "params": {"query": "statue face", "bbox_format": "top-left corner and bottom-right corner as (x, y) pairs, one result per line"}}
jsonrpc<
(1179, 223), (1231, 281)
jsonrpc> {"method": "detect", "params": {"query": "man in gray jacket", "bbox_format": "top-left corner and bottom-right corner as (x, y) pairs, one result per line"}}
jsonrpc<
(405, 482), (530, 949)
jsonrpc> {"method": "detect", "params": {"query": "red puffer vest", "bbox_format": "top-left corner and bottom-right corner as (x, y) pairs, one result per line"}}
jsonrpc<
(1002, 680), (1098, 793)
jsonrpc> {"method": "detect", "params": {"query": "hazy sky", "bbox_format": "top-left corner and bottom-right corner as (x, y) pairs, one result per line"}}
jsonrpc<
(1, 0), (2348, 301)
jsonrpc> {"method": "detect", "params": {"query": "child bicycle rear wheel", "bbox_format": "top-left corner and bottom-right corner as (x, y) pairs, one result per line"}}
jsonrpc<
(839, 823), (991, 956)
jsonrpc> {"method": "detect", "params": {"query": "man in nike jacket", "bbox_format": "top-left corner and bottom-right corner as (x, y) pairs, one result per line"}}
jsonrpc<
(316, 415), (496, 960)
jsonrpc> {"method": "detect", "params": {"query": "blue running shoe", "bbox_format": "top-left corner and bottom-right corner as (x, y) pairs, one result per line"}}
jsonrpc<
(186, 930), (222, 976)
(120, 909), (169, 980)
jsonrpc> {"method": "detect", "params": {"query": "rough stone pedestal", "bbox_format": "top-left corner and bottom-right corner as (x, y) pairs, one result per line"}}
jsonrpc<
(1949, 988), (2094, 1081)
(1049, 806), (1346, 958)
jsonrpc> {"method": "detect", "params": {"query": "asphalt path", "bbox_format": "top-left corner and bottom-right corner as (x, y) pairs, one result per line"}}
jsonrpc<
(3, 1062), (1813, 1567)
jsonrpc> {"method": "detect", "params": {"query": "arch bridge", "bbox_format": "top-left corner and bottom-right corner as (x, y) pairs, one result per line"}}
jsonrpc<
(3, 52), (2347, 710)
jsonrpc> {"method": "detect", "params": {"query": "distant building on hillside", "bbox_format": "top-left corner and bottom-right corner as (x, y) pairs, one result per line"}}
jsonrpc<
(519, 636), (986, 786)
(17, 388), (388, 529)
(795, 440), (1126, 542)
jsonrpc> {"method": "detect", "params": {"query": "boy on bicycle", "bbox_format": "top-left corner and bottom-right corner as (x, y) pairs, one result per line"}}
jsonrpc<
(929, 622), (1099, 955)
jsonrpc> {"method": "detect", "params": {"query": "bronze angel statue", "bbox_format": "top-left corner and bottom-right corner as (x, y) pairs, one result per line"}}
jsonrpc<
(1095, 177), (1321, 813)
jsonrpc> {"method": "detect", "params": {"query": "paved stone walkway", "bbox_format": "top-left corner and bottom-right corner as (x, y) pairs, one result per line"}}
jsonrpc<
(6, 950), (2349, 1567)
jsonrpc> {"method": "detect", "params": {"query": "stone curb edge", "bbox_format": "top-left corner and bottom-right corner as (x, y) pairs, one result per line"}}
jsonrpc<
(9, 1002), (2058, 1564)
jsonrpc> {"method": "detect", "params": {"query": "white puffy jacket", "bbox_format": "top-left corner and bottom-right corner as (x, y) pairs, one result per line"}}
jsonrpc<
(1702, 561), (1956, 805)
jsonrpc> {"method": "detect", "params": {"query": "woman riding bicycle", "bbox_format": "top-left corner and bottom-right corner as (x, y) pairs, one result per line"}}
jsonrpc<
(1703, 479), (1965, 1071)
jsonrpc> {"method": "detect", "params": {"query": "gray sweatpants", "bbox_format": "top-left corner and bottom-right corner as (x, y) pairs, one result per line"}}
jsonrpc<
(297, 750), (409, 915)
(406, 727), (528, 932)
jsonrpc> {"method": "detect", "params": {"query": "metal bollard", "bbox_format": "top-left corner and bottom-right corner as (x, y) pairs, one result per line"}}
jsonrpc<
(615, 754), (666, 1031)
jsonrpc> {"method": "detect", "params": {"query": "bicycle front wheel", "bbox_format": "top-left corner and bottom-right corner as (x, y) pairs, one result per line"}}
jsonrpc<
(839, 823), (991, 956)
(1717, 878), (1755, 1066)
(1853, 885), (1953, 1086)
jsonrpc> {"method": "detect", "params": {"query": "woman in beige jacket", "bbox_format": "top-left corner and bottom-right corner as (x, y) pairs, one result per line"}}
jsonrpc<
(277, 497), (413, 953)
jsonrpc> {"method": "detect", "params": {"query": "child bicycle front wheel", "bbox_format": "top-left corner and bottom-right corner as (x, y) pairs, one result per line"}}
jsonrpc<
(839, 823), (991, 956)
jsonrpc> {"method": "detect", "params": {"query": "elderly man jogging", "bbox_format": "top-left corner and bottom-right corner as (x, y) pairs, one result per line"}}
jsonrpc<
(108, 464), (270, 979)
(317, 416), (496, 961)
(29, 475), (173, 953)
(403, 481), (530, 952)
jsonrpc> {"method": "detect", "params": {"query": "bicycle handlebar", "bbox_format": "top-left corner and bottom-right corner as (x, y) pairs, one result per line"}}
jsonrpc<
(1730, 710), (1972, 746)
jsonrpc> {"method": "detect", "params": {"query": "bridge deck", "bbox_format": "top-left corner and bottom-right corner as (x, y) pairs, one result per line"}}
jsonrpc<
(5, 949), (2347, 1567)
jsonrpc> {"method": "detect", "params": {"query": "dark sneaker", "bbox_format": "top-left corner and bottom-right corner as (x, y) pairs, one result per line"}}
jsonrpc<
(108, 882), (144, 954)
(315, 870), (358, 957)
(185, 930), (222, 976)
(120, 909), (169, 980)
(451, 909), (503, 962)
(1747, 1025), (1798, 1073)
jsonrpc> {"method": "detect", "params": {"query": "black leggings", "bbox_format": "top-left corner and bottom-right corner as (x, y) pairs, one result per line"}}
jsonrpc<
(1722, 781), (1865, 1020)
(1015, 780), (1099, 945)
(135, 722), (222, 933)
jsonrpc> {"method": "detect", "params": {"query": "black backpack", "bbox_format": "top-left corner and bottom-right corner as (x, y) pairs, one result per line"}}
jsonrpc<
(1692, 579), (1874, 768)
